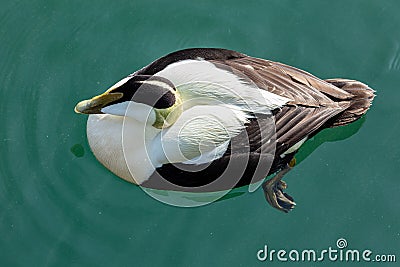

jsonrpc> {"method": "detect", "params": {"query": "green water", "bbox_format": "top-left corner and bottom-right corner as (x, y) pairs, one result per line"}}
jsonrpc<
(1, 1), (399, 266)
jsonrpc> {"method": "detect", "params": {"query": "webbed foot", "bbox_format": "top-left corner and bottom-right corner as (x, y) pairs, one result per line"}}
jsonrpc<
(262, 159), (296, 213)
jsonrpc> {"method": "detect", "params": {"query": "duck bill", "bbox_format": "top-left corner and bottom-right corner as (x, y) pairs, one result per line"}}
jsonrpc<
(74, 92), (123, 114)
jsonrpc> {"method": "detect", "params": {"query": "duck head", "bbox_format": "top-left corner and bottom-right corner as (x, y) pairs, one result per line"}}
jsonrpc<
(74, 75), (183, 128)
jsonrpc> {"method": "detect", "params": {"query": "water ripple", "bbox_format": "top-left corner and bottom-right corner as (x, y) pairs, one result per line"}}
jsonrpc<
(388, 42), (400, 71)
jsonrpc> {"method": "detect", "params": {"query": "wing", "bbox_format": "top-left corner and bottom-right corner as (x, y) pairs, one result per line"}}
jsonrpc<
(209, 54), (355, 155)
(211, 56), (354, 106)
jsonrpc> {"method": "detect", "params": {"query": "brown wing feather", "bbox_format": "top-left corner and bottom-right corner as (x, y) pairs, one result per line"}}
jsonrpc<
(273, 105), (349, 155)
(217, 56), (355, 106)
(210, 55), (357, 155)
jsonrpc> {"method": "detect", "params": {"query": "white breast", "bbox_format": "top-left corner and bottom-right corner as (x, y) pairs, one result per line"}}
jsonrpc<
(87, 114), (133, 182)
(86, 114), (161, 184)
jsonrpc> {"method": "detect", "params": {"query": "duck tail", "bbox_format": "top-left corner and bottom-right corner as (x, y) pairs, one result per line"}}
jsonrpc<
(324, 78), (376, 127)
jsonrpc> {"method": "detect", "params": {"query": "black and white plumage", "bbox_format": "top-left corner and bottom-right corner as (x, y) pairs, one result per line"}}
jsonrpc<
(75, 48), (375, 212)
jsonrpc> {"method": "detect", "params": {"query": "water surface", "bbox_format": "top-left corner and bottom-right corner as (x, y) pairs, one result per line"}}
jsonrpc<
(1, 1), (400, 266)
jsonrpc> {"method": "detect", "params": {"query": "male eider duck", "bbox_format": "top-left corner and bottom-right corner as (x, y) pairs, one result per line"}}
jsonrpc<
(75, 48), (375, 212)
